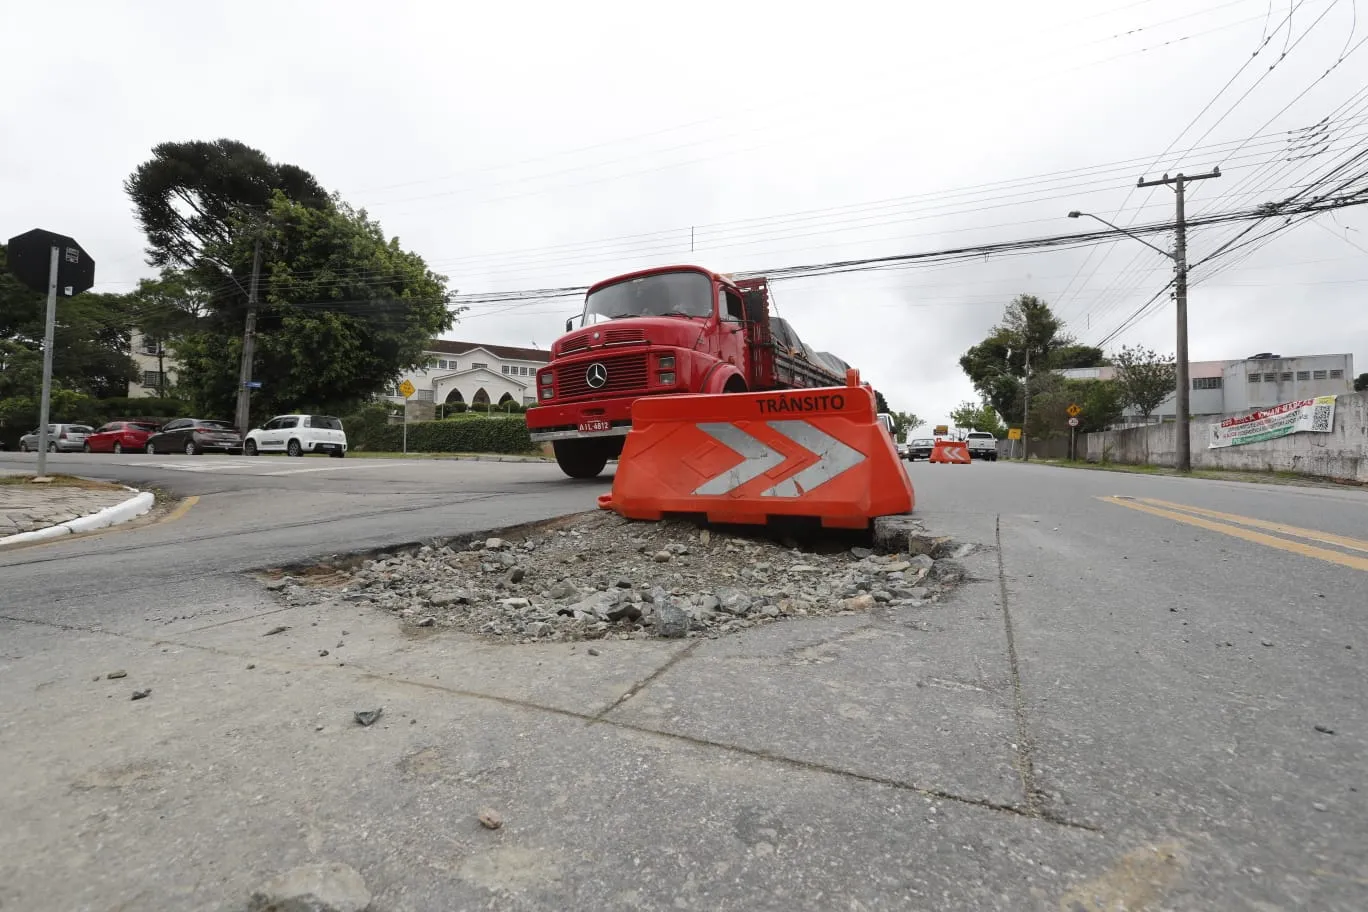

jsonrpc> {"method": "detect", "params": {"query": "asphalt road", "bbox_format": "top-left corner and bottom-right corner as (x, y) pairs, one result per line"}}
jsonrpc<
(1, 453), (1364, 910)
(0, 451), (605, 610)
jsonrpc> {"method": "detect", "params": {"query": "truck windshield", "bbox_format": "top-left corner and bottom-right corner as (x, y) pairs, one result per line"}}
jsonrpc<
(581, 271), (712, 325)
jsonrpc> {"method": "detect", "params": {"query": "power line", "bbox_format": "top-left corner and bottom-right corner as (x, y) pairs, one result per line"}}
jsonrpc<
(1072, 72), (1368, 334)
(1056, 0), (1319, 316)
(342, 1), (1286, 211)
(104, 131), (1355, 309)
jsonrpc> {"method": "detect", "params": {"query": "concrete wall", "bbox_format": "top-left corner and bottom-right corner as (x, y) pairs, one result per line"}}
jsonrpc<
(1083, 393), (1368, 483)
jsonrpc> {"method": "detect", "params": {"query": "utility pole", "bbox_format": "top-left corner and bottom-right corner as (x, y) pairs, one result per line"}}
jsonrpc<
(1020, 346), (1031, 462)
(234, 238), (263, 433)
(34, 247), (60, 479)
(1137, 168), (1220, 472)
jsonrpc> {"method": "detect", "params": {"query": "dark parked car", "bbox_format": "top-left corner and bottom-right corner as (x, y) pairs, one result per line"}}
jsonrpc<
(904, 437), (935, 461)
(144, 418), (243, 455)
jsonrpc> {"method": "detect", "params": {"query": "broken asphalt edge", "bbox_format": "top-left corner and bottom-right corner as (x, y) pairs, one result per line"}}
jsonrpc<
(0, 487), (155, 548)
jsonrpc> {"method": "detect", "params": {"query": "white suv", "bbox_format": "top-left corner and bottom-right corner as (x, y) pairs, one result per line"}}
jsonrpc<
(244, 414), (348, 458)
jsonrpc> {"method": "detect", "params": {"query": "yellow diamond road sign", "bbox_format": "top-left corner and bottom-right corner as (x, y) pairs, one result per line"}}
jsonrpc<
(1066, 403), (1082, 417)
(398, 379), (416, 399)
(1007, 428), (1022, 440)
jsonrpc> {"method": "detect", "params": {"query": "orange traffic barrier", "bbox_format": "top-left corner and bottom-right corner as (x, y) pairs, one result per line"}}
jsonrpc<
(929, 439), (972, 463)
(597, 372), (913, 529)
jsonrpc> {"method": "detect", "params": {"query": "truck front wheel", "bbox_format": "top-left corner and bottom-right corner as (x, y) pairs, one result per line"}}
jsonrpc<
(553, 439), (611, 479)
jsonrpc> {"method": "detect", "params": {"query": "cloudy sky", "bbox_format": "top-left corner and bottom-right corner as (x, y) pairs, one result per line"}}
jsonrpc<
(4, 0), (1366, 425)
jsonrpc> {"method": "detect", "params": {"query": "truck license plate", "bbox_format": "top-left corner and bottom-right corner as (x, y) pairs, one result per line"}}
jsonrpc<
(578, 420), (612, 434)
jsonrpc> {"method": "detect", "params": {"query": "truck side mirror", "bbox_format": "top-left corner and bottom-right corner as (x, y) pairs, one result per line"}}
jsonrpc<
(565, 317), (575, 332)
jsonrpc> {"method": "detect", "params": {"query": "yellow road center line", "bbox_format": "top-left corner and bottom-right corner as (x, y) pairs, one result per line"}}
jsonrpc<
(1098, 496), (1368, 573)
(1136, 497), (1368, 554)
(160, 494), (199, 524)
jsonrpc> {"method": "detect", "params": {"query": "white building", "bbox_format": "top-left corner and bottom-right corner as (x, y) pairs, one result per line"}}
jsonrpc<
(380, 340), (551, 408)
(126, 335), (550, 407)
(128, 330), (177, 398)
(1058, 352), (1354, 421)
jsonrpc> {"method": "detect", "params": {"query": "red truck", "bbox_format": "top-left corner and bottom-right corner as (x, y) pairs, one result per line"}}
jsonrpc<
(526, 264), (852, 478)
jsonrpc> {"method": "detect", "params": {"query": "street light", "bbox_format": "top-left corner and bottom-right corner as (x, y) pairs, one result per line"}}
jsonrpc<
(1068, 211), (1174, 260)
(1067, 209), (1193, 472)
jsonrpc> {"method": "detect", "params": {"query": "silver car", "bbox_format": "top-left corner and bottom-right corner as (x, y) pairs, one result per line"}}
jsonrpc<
(18, 424), (93, 453)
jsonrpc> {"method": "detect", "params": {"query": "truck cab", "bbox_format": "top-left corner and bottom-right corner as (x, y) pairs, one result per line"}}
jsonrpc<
(527, 264), (847, 479)
(526, 266), (754, 478)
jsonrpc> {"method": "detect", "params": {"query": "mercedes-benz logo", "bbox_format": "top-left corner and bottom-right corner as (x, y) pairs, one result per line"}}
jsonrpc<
(585, 363), (609, 389)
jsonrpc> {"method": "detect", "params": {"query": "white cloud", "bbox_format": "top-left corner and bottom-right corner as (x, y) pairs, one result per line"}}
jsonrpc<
(3, 0), (1364, 424)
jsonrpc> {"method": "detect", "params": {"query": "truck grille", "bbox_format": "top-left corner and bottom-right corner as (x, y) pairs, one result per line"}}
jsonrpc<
(557, 353), (649, 398)
(560, 327), (647, 354)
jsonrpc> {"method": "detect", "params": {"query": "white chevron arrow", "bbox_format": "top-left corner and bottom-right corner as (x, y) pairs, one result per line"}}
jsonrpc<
(761, 420), (866, 497)
(692, 423), (787, 495)
(690, 420), (867, 497)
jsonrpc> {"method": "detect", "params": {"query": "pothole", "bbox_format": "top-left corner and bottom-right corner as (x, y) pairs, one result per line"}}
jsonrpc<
(266, 511), (976, 644)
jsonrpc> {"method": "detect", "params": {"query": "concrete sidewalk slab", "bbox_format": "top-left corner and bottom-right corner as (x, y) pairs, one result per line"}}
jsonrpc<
(0, 606), (1114, 912)
(0, 478), (153, 547)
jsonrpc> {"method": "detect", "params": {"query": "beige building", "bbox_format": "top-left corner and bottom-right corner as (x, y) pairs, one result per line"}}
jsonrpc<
(128, 330), (177, 398)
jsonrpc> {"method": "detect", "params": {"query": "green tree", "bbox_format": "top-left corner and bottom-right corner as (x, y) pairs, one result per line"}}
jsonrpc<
(889, 410), (922, 440)
(959, 294), (1102, 426)
(1111, 345), (1176, 420)
(170, 194), (457, 419)
(1354, 372), (1367, 392)
(127, 270), (210, 397)
(1026, 374), (1122, 438)
(871, 390), (921, 438)
(1049, 344), (1108, 370)
(1, 244), (138, 405)
(0, 339), (40, 402)
(125, 138), (331, 271)
(950, 400), (1007, 436)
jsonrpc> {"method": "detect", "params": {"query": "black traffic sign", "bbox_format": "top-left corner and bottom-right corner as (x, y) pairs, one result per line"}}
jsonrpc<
(6, 229), (95, 296)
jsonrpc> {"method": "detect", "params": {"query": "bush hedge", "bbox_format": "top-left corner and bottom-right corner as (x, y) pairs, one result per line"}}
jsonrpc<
(0, 397), (194, 449)
(351, 415), (534, 454)
(77, 397), (195, 426)
(340, 402), (401, 449)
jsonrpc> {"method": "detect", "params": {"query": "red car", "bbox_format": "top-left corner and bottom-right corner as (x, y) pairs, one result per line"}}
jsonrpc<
(84, 420), (161, 454)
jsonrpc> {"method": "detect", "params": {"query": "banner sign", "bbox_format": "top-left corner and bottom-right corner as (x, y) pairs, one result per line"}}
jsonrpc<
(1209, 395), (1337, 449)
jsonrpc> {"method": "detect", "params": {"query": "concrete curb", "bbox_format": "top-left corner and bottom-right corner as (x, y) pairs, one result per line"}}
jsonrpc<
(0, 490), (155, 547)
(354, 453), (555, 463)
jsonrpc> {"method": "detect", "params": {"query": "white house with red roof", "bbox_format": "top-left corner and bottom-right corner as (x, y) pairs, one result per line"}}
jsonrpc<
(384, 340), (551, 409)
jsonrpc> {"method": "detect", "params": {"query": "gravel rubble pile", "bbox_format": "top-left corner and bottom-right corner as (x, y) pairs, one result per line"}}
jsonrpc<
(278, 511), (974, 643)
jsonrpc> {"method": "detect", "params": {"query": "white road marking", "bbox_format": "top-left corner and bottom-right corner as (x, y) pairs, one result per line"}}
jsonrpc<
(112, 459), (393, 476)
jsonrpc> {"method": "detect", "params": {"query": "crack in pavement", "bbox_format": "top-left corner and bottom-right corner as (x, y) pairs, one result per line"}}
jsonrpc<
(996, 513), (1044, 817)
(590, 639), (703, 720)
(1, 610), (1098, 832)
